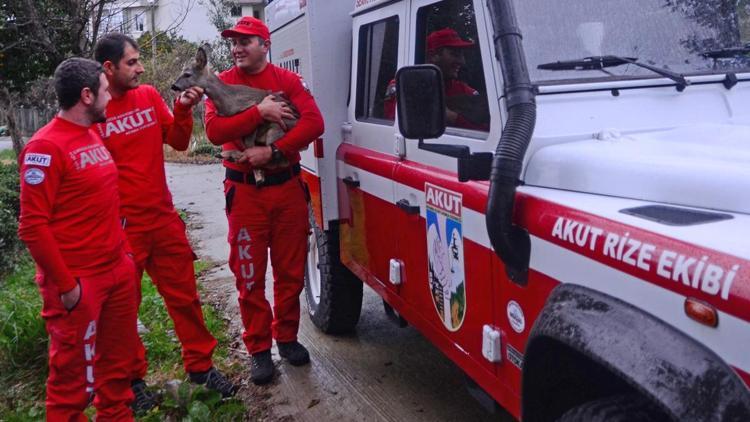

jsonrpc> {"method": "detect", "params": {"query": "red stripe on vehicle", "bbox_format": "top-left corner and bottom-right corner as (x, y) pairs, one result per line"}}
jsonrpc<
(338, 144), (490, 212)
(735, 367), (750, 388)
(338, 143), (399, 179)
(395, 159), (489, 212)
(516, 193), (750, 323)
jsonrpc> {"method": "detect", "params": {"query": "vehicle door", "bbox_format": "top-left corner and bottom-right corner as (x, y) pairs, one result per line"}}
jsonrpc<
(392, 0), (505, 383)
(338, 2), (409, 297)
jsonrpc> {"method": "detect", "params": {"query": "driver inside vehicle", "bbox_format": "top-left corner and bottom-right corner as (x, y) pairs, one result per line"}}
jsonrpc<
(384, 27), (490, 131)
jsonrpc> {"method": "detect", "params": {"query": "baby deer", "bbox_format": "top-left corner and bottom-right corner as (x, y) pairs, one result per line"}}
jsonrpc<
(172, 46), (298, 184)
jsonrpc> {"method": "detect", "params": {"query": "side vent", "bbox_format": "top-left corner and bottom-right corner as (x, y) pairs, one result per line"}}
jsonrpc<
(620, 205), (733, 226)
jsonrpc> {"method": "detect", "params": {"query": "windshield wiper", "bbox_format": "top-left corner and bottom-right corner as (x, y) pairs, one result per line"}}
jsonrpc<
(538, 55), (689, 88)
(700, 44), (750, 59)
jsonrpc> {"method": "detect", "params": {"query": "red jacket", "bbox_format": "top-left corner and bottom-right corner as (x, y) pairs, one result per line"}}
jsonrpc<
(204, 64), (324, 172)
(18, 117), (126, 293)
(96, 85), (193, 232)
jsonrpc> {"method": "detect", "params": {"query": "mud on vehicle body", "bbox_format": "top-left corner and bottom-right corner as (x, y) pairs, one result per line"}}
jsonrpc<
(266, 0), (750, 420)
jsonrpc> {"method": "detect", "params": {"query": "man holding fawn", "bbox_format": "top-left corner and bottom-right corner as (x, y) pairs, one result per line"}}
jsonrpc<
(205, 16), (324, 385)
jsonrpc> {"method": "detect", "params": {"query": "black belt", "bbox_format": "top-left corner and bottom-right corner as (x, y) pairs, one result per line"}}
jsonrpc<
(225, 163), (301, 187)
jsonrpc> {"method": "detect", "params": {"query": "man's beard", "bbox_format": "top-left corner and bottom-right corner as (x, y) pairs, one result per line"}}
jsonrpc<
(88, 106), (107, 123)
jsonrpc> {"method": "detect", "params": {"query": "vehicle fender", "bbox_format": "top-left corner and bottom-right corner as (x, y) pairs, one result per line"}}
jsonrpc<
(522, 284), (750, 422)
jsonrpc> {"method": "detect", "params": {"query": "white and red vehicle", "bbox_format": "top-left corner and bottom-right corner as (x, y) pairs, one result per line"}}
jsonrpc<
(266, 0), (750, 420)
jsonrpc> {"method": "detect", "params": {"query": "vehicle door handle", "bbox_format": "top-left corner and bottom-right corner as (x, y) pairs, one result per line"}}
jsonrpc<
(397, 199), (420, 215)
(343, 176), (360, 188)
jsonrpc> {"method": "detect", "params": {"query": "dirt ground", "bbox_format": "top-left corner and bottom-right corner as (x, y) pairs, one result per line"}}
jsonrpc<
(166, 163), (513, 422)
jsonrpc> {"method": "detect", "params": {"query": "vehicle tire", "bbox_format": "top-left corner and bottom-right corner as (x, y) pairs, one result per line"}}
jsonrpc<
(557, 394), (670, 422)
(304, 210), (363, 334)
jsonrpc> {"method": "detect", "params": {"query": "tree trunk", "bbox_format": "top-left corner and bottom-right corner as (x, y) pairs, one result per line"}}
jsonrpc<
(8, 112), (24, 158)
(0, 89), (24, 158)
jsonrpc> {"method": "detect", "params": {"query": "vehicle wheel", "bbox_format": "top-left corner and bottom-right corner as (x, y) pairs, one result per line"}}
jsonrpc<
(557, 394), (670, 422)
(304, 210), (363, 334)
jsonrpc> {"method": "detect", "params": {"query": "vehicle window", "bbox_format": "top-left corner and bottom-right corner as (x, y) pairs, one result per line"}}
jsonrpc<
(515, 0), (750, 85)
(356, 16), (399, 123)
(415, 0), (490, 134)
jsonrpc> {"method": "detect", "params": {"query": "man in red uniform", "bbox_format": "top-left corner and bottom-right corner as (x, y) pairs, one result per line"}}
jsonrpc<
(204, 16), (324, 385)
(93, 33), (237, 410)
(18, 57), (138, 421)
(384, 28), (489, 130)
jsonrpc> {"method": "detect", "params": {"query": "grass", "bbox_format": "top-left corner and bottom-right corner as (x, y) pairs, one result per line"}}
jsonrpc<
(0, 255), (47, 420)
(0, 256), (245, 421)
(0, 149), (15, 161)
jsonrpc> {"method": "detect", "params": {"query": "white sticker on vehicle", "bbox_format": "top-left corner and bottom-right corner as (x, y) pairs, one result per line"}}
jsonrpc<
(24, 153), (52, 167)
(507, 300), (525, 333)
(425, 183), (465, 331)
(506, 343), (524, 369)
(24, 168), (45, 185)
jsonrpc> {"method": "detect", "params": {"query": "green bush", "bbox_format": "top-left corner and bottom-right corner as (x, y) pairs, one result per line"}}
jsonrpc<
(0, 160), (21, 275)
(189, 141), (221, 157)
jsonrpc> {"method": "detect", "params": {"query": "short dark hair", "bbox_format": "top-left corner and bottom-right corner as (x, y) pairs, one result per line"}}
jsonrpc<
(94, 32), (139, 65)
(54, 58), (103, 110)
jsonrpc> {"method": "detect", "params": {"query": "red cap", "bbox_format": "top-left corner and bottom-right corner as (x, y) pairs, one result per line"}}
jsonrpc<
(427, 28), (474, 51)
(221, 16), (270, 40)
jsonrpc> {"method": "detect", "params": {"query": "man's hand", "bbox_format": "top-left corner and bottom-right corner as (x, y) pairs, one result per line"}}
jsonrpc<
(445, 107), (459, 125)
(60, 283), (81, 311)
(238, 146), (273, 167)
(256, 95), (294, 130)
(178, 86), (205, 107)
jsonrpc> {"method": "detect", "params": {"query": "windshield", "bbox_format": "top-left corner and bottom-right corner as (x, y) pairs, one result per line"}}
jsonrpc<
(513, 0), (750, 84)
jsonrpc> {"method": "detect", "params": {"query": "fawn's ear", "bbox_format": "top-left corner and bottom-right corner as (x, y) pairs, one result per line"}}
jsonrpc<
(196, 47), (208, 69)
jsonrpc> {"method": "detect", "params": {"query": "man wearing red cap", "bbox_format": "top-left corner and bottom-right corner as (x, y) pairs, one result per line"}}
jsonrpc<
(205, 16), (324, 385)
(385, 28), (488, 130)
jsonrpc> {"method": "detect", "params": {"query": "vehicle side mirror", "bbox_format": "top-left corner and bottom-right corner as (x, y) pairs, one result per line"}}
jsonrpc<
(396, 65), (446, 140)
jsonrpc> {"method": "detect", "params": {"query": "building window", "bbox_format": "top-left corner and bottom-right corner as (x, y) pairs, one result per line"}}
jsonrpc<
(230, 5), (242, 17)
(253, 9), (261, 19)
(120, 8), (146, 34)
(120, 9), (131, 33)
(355, 15), (399, 123)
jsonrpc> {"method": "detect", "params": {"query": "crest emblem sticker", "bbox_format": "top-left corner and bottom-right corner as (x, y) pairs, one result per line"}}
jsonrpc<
(507, 300), (525, 333)
(425, 183), (465, 331)
(24, 168), (45, 185)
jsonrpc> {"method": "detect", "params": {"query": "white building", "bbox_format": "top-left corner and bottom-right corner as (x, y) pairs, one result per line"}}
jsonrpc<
(100, 0), (267, 43)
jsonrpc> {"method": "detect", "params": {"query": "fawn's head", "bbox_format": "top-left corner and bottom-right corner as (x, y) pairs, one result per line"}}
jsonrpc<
(171, 46), (213, 92)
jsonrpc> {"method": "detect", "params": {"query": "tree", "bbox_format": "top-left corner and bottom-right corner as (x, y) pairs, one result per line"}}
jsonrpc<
(0, 0), (118, 156)
(1, 1), (116, 92)
(136, 31), (198, 101)
(0, 0), (194, 156)
(199, 0), (235, 71)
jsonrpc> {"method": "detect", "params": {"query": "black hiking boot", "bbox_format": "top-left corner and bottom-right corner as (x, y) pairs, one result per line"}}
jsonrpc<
(277, 341), (310, 366)
(189, 367), (238, 398)
(250, 350), (275, 385)
(131, 379), (160, 415)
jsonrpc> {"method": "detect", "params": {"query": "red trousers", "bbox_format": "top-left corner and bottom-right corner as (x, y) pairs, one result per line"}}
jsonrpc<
(127, 214), (217, 378)
(38, 253), (137, 421)
(224, 176), (309, 354)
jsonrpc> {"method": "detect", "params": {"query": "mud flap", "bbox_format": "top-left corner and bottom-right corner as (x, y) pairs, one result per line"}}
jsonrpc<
(382, 300), (408, 328)
(299, 179), (311, 203)
(464, 375), (503, 415)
